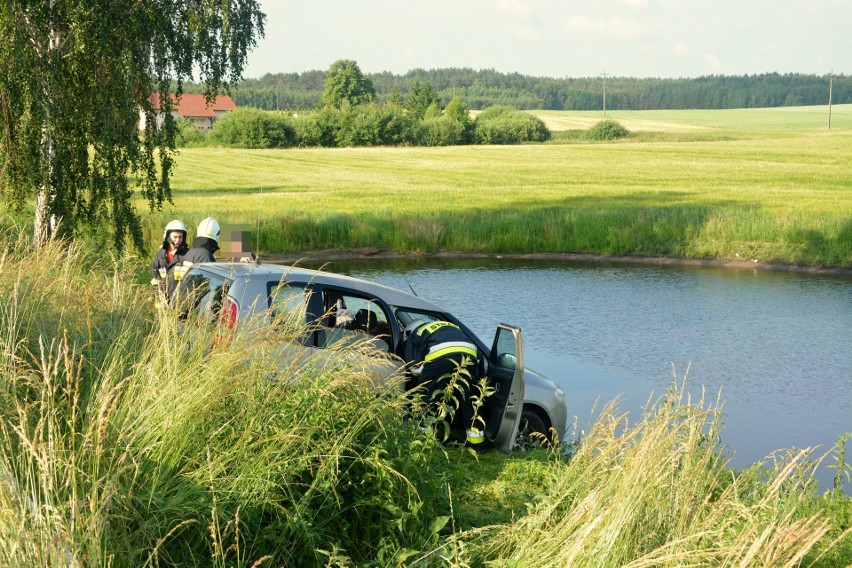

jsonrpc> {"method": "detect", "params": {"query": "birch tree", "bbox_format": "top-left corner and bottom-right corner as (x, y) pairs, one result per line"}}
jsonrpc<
(0, 1), (264, 250)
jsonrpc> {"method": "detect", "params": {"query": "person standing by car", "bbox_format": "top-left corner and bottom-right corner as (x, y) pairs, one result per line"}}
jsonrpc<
(151, 219), (189, 299)
(403, 319), (486, 449)
(183, 217), (221, 265)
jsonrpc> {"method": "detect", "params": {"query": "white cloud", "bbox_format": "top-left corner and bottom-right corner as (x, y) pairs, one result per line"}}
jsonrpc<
(496, 0), (530, 17)
(758, 43), (784, 56)
(564, 15), (665, 40)
(513, 26), (542, 42)
(622, 0), (650, 9)
(673, 43), (689, 55)
(703, 52), (724, 72)
(606, 18), (650, 39)
(564, 15), (591, 34)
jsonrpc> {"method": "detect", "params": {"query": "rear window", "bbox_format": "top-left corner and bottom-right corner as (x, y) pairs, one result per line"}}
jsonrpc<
(268, 282), (310, 325)
(176, 271), (229, 322)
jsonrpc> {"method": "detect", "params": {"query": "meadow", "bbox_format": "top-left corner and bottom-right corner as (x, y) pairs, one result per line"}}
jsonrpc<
(144, 105), (852, 268)
(0, 229), (849, 566)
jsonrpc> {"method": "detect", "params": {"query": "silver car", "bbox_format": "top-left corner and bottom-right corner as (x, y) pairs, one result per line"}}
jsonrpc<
(176, 262), (568, 451)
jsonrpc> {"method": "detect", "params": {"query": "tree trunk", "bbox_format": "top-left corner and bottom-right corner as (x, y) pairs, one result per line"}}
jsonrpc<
(34, 1), (59, 249)
(33, 188), (50, 248)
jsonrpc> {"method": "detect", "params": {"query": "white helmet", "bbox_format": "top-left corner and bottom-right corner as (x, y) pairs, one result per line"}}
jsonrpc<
(403, 319), (427, 340)
(196, 217), (220, 243)
(162, 219), (187, 241)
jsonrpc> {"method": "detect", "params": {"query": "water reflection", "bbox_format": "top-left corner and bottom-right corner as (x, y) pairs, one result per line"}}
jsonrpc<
(311, 257), (852, 493)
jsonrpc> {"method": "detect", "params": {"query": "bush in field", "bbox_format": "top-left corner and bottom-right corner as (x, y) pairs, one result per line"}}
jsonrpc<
(585, 118), (631, 141)
(473, 105), (551, 144)
(336, 103), (414, 147)
(174, 117), (207, 147)
(293, 103), (414, 147)
(416, 115), (468, 146)
(208, 107), (296, 148)
(291, 106), (339, 147)
(414, 96), (474, 147)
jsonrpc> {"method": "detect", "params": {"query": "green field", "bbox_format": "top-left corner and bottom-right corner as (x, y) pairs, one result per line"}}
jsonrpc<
(144, 105), (852, 268)
(535, 104), (852, 133)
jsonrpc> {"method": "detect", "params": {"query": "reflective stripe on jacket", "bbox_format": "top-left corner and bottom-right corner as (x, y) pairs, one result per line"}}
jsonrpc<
(424, 341), (477, 362)
(405, 321), (478, 375)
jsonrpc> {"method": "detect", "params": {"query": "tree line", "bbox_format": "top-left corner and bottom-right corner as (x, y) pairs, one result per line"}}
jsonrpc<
(216, 68), (849, 111)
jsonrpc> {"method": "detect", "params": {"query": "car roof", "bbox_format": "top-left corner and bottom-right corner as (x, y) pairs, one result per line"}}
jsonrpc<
(191, 262), (446, 312)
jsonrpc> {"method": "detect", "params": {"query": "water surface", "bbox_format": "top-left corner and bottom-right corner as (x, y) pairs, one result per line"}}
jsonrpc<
(317, 258), (852, 492)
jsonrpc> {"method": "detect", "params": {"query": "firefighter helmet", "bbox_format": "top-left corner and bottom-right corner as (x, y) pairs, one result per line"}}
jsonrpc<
(196, 217), (221, 243)
(162, 219), (187, 241)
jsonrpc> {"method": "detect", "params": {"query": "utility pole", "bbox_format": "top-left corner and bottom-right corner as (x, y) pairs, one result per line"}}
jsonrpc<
(602, 69), (607, 116)
(827, 70), (833, 130)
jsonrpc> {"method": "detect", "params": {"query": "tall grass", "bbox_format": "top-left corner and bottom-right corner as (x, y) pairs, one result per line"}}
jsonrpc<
(0, 227), (848, 566)
(143, 121), (852, 267)
(0, 229), (450, 566)
(462, 381), (851, 567)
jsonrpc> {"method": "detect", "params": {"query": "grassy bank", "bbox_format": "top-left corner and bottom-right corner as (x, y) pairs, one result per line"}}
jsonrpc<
(0, 230), (849, 566)
(142, 106), (852, 268)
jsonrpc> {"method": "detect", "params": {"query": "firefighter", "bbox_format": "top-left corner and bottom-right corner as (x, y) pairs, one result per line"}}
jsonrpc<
(151, 219), (189, 300)
(402, 319), (486, 449)
(183, 217), (221, 265)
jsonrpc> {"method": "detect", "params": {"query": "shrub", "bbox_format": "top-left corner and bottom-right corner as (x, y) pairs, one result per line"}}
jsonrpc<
(585, 119), (631, 141)
(294, 104), (414, 148)
(174, 118), (207, 147)
(416, 115), (467, 146)
(473, 105), (551, 144)
(208, 107), (296, 148)
(338, 103), (414, 147)
(292, 107), (339, 147)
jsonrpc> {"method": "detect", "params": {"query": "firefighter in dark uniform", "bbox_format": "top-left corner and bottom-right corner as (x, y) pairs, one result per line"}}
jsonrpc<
(151, 219), (189, 301)
(403, 319), (485, 448)
(183, 217), (221, 265)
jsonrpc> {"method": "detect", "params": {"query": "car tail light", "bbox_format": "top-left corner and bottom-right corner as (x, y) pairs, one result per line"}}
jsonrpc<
(215, 296), (239, 348)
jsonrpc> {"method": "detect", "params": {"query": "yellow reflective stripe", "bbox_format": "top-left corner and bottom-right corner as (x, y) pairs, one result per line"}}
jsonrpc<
(423, 345), (477, 362)
(426, 341), (477, 356)
(466, 428), (485, 444)
(418, 321), (459, 336)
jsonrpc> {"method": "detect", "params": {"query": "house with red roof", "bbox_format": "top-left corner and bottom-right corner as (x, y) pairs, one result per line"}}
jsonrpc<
(140, 93), (237, 131)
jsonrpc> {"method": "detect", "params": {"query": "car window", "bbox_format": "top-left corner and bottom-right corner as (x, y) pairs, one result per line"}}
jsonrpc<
(320, 290), (391, 352)
(268, 283), (310, 325)
(394, 309), (440, 331)
(176, 271), (228, 322)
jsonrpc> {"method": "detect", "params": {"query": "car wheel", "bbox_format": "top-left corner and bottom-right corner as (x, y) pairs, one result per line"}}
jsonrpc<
(516, 407), (549, 450)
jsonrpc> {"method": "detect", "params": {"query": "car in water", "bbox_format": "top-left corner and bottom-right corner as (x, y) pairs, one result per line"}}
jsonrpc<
(175, 262), (568, 452)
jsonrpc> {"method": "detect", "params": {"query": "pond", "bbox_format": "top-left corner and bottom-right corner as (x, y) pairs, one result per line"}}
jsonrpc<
(313, 257), (852, 493)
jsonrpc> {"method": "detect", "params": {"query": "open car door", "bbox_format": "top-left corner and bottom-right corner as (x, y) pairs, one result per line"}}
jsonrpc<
(484, 324), (525, 454)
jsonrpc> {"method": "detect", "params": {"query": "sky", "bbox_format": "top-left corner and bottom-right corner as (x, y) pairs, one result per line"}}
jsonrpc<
(242, 0), (850, 80)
